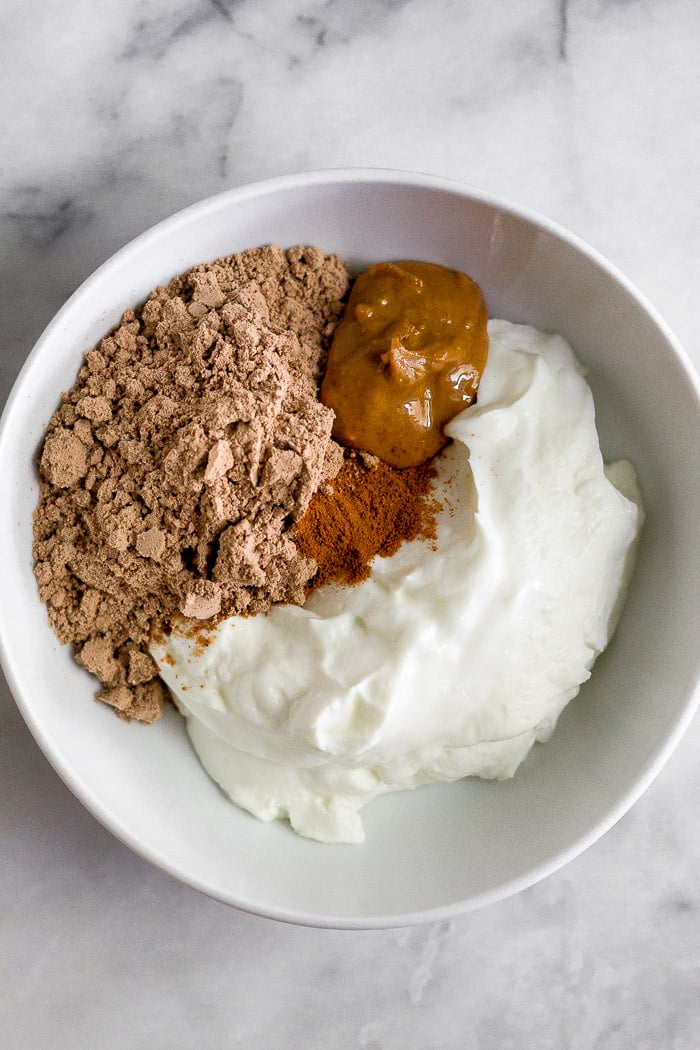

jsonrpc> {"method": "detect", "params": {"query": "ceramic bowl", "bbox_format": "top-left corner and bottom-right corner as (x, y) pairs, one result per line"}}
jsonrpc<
(1, 170), (698, 928)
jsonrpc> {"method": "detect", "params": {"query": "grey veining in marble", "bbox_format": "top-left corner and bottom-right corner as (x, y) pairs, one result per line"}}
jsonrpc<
(1, 0), (699, 1047)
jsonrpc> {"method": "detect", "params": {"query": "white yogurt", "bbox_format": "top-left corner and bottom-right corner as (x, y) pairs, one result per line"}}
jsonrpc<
(151, 321), (643, 843)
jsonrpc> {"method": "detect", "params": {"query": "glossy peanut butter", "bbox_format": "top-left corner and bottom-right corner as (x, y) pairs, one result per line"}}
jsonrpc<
(320, 260), (489, 467)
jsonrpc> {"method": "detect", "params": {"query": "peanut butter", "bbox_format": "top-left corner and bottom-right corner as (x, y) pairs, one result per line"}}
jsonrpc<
(320, 261), (489, 467)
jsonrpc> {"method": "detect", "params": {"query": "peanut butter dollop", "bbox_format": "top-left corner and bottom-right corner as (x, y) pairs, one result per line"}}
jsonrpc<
(320, 260), (489, 467)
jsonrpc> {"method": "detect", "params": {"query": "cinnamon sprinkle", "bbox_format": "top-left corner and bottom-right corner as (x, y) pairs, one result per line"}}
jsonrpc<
(293, 451), (440, 591)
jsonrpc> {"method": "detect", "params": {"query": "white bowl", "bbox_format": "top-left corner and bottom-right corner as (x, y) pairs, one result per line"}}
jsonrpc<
(1, 170), (698, 928)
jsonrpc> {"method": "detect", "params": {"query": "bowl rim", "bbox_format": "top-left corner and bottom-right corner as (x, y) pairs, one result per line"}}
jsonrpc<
(1, 167), (699, 929)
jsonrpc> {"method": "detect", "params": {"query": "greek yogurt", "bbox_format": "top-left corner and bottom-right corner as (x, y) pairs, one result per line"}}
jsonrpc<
(151, 320), (643, 843)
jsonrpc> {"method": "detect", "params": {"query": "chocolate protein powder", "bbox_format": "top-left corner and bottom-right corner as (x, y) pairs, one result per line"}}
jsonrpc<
(33, 246), (349, 722)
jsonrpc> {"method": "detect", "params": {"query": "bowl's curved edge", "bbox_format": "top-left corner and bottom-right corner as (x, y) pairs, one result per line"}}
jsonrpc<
(3, 167), (700, 441)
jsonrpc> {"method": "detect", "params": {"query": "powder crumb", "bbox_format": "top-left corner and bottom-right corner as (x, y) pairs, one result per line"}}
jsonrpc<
(33, 246), (349, 721)
(357, 450), (381, 470)
(180, 579), (222, 620)
(320, 440), (345, 481)
(131, 680), (166, 723)
(97, 679), (164, 723)
(204, 439), (234, 485)
(76, 636), (120, 685)
(76, 395), (113, 423)
(127, 649), (159, 686)
(40, 427), (88, 488)
(136, 528), (166, 560)
(107, 529), (129, 552)
(97, 684), (134, 715)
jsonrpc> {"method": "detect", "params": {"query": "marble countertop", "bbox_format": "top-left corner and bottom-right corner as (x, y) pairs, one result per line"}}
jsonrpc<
(1, 0), (699, 1046)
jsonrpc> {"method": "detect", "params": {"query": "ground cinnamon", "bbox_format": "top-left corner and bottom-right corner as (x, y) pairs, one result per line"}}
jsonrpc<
(293, 452), (439, 590)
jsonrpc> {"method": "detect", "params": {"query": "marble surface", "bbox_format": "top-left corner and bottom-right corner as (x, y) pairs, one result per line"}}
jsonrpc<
(1, 0), (699, 1045)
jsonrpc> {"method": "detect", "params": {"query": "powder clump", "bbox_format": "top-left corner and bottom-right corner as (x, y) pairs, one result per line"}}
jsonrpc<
(33, 245), (349, 722)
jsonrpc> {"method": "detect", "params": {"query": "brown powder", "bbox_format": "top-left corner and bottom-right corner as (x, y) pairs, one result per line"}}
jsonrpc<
(294, 452), (439, 590)
(33, 245), (349, 722)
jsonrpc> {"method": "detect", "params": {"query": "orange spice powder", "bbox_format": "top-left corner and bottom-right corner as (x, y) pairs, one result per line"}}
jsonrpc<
(293, 452), (440, 591)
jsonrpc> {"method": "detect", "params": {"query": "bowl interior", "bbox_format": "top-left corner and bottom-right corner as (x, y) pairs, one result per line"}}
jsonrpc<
(1, 171), (698, 927)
